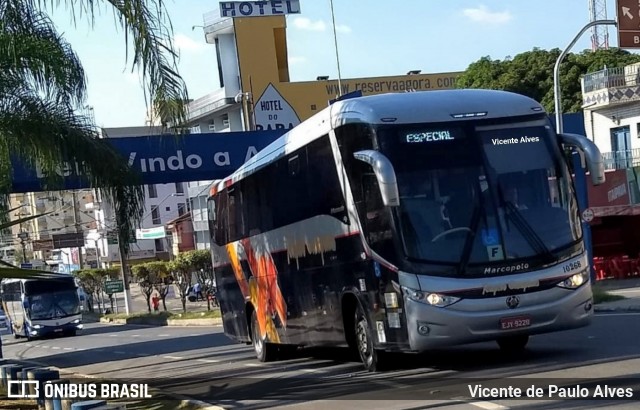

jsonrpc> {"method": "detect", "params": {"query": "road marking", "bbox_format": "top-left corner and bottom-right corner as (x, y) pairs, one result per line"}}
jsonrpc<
(25, 343), (32, 347)
(131, 335), (141, 338)
(595, 312), (640, 317)
(163, 355), (184, 360)
(244, 363), (262, 367)
(158, 334), (170, 337)
(469, 402), (508, 410)
(114, 351), (126, 355)
(51, 347), (60, 350)
(63, 347), (73, 351)
(109, 334), (118, 337)
(196, 359), (220, 363)
(40, 346), (50, 349)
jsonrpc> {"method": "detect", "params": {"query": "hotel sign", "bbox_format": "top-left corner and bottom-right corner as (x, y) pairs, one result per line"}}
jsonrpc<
(219, 1), (301, 18)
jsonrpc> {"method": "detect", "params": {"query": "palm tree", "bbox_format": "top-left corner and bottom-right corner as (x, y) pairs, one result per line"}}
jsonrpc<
(0, 1), (189, 277)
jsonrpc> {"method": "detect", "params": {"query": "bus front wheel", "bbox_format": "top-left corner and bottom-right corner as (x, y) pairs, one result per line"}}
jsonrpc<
(250, 310), (277, 362)
(354, 305), (387, 372)
(497, 335), (529, 352)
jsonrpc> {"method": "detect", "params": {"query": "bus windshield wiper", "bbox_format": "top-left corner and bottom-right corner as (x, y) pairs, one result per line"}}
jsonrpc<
(504, 202), (553, 261)
(457, 201), (483, 275)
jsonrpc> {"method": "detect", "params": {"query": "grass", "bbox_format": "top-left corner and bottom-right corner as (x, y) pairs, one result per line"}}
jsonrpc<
(103, 309), (220, 321)
(592, 286), (626, 304)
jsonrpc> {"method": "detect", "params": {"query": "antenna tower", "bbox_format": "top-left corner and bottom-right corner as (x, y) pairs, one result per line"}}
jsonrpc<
(589, 0), (610, 50)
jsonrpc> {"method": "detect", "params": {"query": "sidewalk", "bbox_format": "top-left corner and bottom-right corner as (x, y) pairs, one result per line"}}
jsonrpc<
(89, 283), (214, 315)
(593, 277), (640, 312)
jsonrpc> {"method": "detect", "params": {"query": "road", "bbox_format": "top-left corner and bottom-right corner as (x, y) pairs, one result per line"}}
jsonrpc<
(2, 312), (640, 410)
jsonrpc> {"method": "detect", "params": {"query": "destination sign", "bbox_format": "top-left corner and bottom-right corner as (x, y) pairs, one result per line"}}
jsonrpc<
(403, 128), (463, 144)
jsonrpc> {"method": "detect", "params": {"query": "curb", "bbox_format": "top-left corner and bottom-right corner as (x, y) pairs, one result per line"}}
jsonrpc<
(99, 317), (222, 326)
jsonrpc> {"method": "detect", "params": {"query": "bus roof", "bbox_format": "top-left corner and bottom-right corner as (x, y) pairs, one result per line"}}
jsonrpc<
(210, 89), (544, 196)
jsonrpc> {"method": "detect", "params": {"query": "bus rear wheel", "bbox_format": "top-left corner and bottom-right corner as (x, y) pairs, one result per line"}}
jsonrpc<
(497, 335), (529, 352)
(250, 310), (277, 362)
(354, 305), (387, 372)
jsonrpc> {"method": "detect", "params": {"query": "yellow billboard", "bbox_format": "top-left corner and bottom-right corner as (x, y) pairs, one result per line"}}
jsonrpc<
(232, 16), (463, 131)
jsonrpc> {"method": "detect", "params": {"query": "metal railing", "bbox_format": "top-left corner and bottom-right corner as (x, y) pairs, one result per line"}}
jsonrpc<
(583, 64), (640, 93)
(602, 149), (640, 170)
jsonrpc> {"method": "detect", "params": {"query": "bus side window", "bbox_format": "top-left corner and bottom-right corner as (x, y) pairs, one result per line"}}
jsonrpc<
(215, 191), (229, 245)
(362, 174), (394, 260)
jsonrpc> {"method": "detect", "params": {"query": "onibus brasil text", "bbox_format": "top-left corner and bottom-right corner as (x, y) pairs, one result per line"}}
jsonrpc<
(7, 381), (152, 399)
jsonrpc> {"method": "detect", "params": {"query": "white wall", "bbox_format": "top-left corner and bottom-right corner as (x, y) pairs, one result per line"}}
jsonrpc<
(586, 103), (640, 152)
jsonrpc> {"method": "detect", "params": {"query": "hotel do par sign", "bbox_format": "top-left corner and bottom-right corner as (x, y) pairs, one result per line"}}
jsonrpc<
(219, 1), (301, 18)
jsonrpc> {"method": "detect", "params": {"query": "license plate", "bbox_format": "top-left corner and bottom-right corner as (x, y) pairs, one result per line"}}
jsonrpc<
(500, 315), (531, 330)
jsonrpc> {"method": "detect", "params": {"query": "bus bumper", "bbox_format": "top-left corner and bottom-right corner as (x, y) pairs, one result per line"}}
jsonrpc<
(404, 283), (593, 352)
(28, 320), (83, 338)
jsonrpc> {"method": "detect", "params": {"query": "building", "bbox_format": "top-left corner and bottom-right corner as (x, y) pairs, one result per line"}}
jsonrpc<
(92, 127), (190, 266)
(580, 62), (640, 276)
(165, 212), (195, 256)
(182, 7), (463, 249)
(1, 191), (96, 271)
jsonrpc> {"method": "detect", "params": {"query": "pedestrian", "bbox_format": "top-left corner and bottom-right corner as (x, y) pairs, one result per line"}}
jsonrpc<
(151, 293), (160, 312)
(193, 282), (202, 301)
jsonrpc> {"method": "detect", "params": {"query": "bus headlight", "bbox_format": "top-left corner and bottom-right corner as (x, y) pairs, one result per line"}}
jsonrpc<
(72, 319), (81, 324)
(32, 324), (43, 329)
(402, 286), (460, 307)
(557, 270), (589, 289)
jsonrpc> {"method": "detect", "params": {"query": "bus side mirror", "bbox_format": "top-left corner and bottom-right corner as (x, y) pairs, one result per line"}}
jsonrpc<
(559, 133), (605, 186)
(354, 150), (400, 206)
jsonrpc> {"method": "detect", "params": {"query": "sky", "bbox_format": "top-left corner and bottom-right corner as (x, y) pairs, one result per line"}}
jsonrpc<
(47, 0), (631, 127)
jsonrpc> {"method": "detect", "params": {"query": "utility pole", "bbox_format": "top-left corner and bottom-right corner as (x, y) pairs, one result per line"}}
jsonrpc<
(18, 232), (29, 262)
(116, 214), (133, 315)
(71, 191), (85, 268)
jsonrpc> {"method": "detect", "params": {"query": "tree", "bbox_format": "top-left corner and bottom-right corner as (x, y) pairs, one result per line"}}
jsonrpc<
(0, 0), (190, 274)
(131, 264), (153, 313)
(169, 254), (192, 313)
(191, 249), (215, 310)
(73, 268), (115, 314)
(146, 261), (170, 311)
(456, 47), (640, 114)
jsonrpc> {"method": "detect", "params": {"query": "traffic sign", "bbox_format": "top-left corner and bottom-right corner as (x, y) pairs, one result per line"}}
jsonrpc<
(582, 208), (595, 223)
(104, 280), (124, 294)
(617, 0), (640, 48)
(20, 263), (33, 269)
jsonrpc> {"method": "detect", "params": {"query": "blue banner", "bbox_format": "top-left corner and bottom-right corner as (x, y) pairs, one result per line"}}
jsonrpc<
(11, 130), (285, 193)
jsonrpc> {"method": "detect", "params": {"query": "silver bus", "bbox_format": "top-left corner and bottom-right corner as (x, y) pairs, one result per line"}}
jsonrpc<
(207, 89), (604, 371)
(1, 277), (83, 340)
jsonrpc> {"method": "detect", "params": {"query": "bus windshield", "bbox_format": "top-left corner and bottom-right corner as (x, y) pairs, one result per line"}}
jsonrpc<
(25, 279), (80, 320)
(377, 120), (582, 268)
(28, 290), (80, 320)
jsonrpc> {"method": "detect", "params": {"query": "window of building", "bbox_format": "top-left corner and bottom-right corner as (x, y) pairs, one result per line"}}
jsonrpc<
(166, 206), (170, 212)
(154, 239), (164, 252)
(178, 203), (186, 216)
(148, 184), (158, 198)
(151, 206), (161, 225)
(175, 182), (184, 194)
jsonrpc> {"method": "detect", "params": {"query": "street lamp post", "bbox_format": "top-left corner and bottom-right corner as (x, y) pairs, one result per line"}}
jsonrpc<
(553, 19), (617, 134)
(552, 19), (616, 285)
